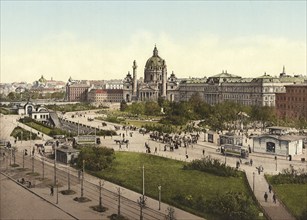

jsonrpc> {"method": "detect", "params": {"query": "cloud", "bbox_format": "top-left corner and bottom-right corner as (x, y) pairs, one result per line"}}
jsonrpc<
(1, 31), (306, 83)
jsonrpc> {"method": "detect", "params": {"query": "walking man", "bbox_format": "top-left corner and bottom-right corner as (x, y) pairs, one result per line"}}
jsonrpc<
(269, 184), (272, 193)
(264, 192), (268, 202)
(273, 194), (276, 203)
(50, 186), (54, 196)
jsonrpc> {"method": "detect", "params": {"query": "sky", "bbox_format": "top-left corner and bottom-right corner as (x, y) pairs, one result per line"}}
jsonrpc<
(1, 0), (306, 83)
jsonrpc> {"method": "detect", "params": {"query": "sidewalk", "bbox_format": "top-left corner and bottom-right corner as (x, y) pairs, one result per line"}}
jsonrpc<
(244, 166), (296, 220)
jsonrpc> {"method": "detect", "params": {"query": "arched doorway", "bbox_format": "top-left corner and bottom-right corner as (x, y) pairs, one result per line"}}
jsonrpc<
(266, 142), (275, 153)
(126, 94), (130, 102)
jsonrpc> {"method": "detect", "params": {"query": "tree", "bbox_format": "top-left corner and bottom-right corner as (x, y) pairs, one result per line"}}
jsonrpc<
(144, 101), (160, 116)
(77, 147), (115, 171)
(120, 100), (128, 112)
(127, 102), (145, 115)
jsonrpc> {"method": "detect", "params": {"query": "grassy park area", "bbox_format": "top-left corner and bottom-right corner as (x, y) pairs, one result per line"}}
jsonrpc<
(11, 126), (40, 141)
(266, 172), (307, 220)
(272, 184), (307, 219)
(90, 152), (261, 219)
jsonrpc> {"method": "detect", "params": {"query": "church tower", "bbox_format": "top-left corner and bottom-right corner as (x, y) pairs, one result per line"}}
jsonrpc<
(162, 59), (167, 97)
(132, 60), (138, 96)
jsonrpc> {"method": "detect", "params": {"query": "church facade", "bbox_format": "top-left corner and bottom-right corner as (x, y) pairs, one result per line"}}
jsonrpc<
(123, 46), (179, 102)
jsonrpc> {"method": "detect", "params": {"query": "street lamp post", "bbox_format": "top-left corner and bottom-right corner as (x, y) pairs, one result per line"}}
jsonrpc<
(158, 185), (161, 210)
(56, 180), (59, 204)
(42, 157), (45, 179)
(275, 155), (277, 172)
(31, 154), (34, 173)
(22, 149), (25, 168)
(54, 147), (57, 186)
(253, 172), (255, 192)
(81, 160), (85, 197)
(142, 165), (145, 202)
(98, 180), (104, 209)
(67, 166), (70, 190)
(9, 148), (12, 166)
(117, 187), (121, 216)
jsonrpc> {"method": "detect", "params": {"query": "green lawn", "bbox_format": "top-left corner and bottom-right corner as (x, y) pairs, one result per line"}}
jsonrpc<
(125, 119), (158, 128)
(24, 121), (52, 134)
(11, 126), (40, 140)
(92, 152), (261, 219)
(269, 183), (307, 219)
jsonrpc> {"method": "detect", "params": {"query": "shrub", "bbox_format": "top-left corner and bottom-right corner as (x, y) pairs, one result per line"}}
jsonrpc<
(183, 156), (239, 177)
(270, 165), (307, 184)
(205, 191), (257, 220)
(76, 147), (115, 171)
(142, 123), (174, 134)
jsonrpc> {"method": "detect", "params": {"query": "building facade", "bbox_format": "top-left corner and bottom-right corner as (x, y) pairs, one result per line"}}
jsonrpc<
(253, 127), (304, 157)
(123, 46), (179, 102)
(178, 68), (306, 107)
(88, 89), (123, 104)
(276, 83), (307, 119)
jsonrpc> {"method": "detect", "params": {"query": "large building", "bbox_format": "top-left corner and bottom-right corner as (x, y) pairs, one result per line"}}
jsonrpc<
(276, 83), (307, 119)
(66, 77), (90, 102)
(178, 67), (306, 106)
(123, 46), (179, 102)
(88, 89), (123, 104)
(65, 77), (124, 102)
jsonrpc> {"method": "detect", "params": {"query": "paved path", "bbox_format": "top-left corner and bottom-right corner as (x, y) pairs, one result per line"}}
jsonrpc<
(0, 173), (74, 220)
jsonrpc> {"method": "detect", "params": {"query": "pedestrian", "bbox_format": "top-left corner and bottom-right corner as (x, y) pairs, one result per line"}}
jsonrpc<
(264, 192), (268, 202)
(250, 158), (253, 166)
(273, 194), (276, 203)
(256, 167), (260, 175)
(50, 186), (54, 196)
(202, 149), (205, 156)
(236, 161), (240, 169)
(155, 147), (157, 154)
(269, 184), (272, 193)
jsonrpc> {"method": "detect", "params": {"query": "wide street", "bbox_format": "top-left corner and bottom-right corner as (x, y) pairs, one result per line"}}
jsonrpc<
(1, 111), (306, 220)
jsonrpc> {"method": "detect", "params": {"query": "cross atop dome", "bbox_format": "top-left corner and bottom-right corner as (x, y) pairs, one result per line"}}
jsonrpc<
(153, 45), (158, 56)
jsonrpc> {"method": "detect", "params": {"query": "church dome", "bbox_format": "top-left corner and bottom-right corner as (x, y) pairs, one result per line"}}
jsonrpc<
(38, 75), (47, 83)
(145, 46), (165, 70)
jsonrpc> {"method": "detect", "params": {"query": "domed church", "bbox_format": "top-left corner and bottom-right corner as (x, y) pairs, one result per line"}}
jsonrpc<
(123, 46), (179, 102)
